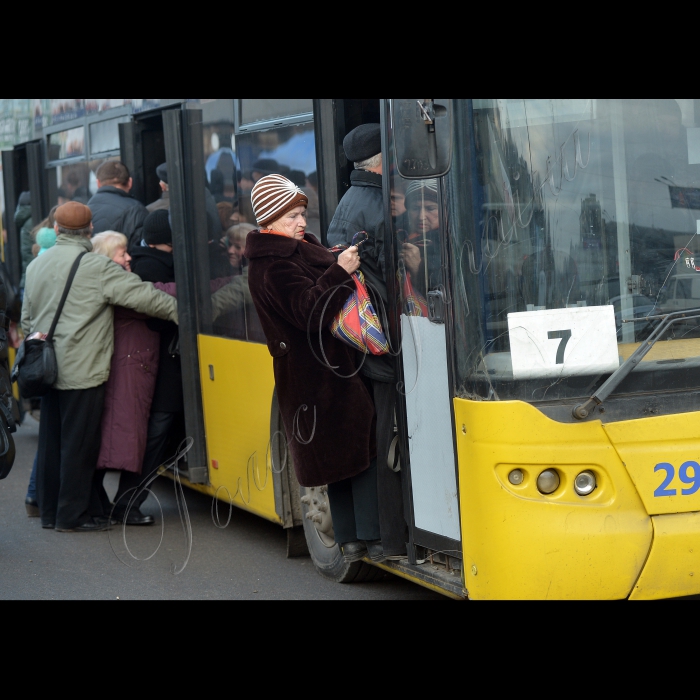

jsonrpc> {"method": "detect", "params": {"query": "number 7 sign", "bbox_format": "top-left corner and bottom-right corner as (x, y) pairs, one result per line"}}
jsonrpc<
(507, 306), (619, 380)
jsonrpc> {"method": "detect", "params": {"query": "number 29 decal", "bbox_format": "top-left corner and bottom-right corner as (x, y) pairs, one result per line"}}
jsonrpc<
(653, 461), (700, 497)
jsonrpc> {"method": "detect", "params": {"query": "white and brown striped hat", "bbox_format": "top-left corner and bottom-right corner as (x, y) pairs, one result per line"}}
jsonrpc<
(251, 174), (308, 228)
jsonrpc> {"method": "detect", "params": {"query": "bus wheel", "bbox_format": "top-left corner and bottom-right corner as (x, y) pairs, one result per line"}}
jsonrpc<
(298, 484), (384, 584)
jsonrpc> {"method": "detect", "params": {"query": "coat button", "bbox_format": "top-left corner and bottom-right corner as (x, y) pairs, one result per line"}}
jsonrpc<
(280, 342), (287, 350)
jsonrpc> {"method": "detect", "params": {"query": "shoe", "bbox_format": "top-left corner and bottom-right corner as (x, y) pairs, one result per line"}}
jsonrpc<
(41, 522), (55, 529)
(94, 515), (118, 527)
(56, 517), (110, 533)
(112, 508), (155, 526)
(25, 497), (40, 517)
(342, 540), (368, 563)
(364, 540), (386, 562)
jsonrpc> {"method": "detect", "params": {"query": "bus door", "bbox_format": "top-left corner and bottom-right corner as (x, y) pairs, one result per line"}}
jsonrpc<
(119, 111), (168, 212)
(160, 100), (319, 524)
(1, 140), (46, 290)
(383, 101), (462, 563)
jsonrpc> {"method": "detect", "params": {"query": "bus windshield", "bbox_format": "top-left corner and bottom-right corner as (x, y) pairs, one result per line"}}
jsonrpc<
(448, 99), (700, 406)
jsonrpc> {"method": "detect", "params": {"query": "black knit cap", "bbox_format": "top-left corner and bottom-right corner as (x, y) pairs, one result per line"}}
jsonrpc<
(343, 123), (381, 163)
(156, 162), (168, 184)
(143, 209), (172, 246)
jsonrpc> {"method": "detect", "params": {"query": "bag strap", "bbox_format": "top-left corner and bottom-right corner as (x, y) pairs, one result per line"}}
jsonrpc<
(46, 252), (87, 342)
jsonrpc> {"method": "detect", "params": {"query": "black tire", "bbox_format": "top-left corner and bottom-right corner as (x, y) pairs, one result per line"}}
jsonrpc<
(298, 484), (384, 583)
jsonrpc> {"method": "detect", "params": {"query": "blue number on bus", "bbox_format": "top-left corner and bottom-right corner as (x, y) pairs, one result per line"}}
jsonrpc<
(653, 463), (676, 497)
(679, 461), (700, 495)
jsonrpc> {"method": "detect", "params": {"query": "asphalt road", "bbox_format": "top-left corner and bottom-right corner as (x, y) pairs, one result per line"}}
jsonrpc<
(0, 417), (444, 600)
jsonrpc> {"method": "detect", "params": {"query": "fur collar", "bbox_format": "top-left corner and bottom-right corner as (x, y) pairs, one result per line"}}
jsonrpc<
(245, 230), (336, 267)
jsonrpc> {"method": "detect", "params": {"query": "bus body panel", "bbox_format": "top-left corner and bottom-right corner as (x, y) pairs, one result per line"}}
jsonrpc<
(604, 413), (700, 515)
(197, 334), (281, 524)
(455, 398), (652, 600)
(629, 512), (700, 599)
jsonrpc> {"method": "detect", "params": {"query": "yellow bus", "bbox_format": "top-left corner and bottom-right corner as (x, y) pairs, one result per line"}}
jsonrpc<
(5, 98), (700, 599)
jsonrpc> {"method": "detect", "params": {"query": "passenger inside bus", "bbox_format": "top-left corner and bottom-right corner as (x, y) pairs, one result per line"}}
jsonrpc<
(146, 162), (169, 213)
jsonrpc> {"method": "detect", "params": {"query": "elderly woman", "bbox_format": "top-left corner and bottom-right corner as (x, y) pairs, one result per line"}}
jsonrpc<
(245, 174), (383, 563)
(90, 231), (160, 525)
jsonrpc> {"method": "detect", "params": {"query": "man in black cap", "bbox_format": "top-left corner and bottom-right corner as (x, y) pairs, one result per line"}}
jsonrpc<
(146, 161), (223, 247)
(326, 123), (407, 563)
(146, 162), (170, 213)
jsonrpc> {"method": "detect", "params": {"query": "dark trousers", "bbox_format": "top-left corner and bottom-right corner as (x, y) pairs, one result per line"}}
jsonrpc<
(370, 379), (407, 556)
(37, 385), (105, 529)
(327, 458), (381, 544)
(113, 410), (178, 512)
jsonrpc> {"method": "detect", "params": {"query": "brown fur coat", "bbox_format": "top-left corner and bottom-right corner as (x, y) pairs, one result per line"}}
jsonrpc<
(245, 231), (376, 487)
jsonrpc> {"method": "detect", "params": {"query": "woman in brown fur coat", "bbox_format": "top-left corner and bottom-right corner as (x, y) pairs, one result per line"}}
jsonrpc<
(245, 174), (385, 563)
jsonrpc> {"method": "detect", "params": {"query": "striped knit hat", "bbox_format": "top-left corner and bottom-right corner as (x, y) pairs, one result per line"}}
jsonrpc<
(404, 179), (438, 206)
(251, 174), (308, 228)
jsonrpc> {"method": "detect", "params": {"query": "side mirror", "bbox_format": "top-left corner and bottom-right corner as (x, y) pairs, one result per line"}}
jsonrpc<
(392, 99), (452, 179)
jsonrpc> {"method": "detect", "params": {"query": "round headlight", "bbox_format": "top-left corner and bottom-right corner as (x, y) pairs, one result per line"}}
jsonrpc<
(508, 469), (524, 485)
(537, 469), (560, 494)
(574, 470), (596, 496)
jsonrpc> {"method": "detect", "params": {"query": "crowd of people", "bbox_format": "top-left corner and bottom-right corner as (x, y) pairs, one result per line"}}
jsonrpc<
(13, 123), (435, 564)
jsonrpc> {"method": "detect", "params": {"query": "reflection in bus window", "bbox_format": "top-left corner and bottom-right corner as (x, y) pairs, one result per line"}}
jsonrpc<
(447, 99), (700, 403)
(390, 177), (443, 317)
(199, 100), (317, 342)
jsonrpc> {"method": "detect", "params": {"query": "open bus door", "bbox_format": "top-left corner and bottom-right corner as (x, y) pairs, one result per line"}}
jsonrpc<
(1, 140), (48, 290)
(161, 102), (302, 523)
(116, 105), (209, 484)
(381, 101), (463, 571)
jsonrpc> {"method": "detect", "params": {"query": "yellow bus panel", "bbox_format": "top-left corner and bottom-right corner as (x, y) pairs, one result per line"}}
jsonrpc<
(197, 334), (281, 524)
(629, 512), (700, 600)
(454, 398), (652, 600)
(604, 413), (700, 515)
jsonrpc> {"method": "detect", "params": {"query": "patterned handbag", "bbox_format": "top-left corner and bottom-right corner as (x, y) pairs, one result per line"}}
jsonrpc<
(330, 270), (389, 355)
(403, 271), (429, 317)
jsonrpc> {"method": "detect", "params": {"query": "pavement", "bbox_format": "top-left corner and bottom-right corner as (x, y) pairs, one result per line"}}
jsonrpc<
(0, 417), (445, 600)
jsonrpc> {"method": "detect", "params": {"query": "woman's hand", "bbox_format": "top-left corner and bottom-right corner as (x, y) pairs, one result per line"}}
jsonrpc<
(337, 245), (360, 275)
(402, 242), (422, 276)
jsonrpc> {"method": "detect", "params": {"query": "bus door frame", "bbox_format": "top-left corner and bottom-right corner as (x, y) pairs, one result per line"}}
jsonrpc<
(380, 99), (464, 565)
(161, 106), (211, 484)
(0, 140), (47, 288)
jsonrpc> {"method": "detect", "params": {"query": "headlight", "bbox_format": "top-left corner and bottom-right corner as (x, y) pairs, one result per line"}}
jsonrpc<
(536, 469), (560, 494)
(574, 470), (596, 496)
(508, 469), (524, 485)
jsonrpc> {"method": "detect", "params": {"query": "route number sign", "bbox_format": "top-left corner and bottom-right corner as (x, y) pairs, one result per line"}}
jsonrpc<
(507, 306), (619, 380)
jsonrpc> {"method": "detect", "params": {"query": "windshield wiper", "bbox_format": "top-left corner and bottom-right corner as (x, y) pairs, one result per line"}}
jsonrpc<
(572, 307), (700, 420)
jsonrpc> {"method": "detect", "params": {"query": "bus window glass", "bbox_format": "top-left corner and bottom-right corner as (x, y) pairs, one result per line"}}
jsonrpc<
(49, 156), (119, 208)
(240, 99), (312, 126)
(89, 117), (129, 156)
(48, 127), (85, 161)
(448, 99), (700, 404)
(207, 117), (317, 343)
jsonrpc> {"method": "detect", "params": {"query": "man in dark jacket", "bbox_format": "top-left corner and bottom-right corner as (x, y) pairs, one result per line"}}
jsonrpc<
(326, 123), (407, 560)
(88, 161), (148, 253)
(111, 209), (183, 524)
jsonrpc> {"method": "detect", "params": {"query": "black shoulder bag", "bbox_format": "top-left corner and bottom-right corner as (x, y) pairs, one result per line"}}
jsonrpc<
(12, 252), (86, 398)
